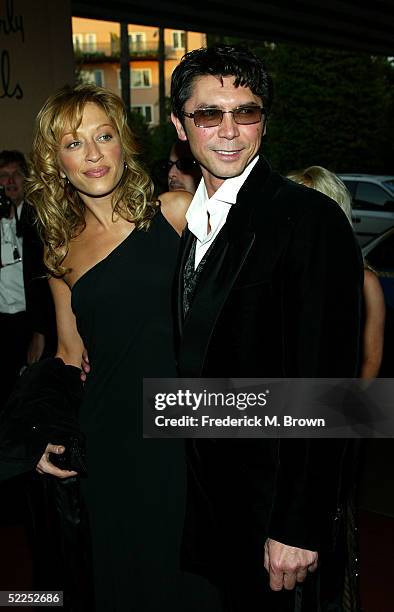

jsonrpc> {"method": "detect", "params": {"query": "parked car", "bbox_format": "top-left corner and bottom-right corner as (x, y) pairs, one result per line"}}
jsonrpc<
(338, 174), (394, 246)
(362, 227), (394, 376)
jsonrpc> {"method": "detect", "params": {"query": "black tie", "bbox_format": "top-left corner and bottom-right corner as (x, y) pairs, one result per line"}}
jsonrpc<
(182, 235), (217, 320)
(182, 237), (197, 320)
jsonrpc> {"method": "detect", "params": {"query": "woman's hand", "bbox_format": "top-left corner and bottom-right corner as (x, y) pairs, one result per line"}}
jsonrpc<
(36, 443), (78, 479)
(80, 348), (90, 382)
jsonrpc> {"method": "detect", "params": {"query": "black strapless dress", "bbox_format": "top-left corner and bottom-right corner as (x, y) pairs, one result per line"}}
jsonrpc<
(71, 212), (187, 611)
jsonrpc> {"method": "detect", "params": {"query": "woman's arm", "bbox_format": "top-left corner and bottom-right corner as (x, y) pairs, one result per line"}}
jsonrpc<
(49, 276), (85, 368)
(36, 276), (85, 478)
(360, 269), (386, 378)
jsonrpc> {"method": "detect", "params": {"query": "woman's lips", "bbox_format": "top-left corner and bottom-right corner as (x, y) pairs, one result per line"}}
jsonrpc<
(84, 167), (109, 178)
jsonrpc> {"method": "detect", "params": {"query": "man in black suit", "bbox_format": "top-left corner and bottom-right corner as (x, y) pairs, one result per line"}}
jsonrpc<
(0, 150), (54, 408)
(171, 46), (362, 610)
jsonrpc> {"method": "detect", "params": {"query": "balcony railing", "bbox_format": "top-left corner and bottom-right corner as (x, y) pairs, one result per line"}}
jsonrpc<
(73, 41), (178, 61)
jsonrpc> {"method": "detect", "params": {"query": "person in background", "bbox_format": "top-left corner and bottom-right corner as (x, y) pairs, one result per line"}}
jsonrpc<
(287, 165), (386, 378)
(154, 140), (200, 214)
(155, 140), (201, 196)
(0, 150), (54, 408)
(167, 141), (201, 193)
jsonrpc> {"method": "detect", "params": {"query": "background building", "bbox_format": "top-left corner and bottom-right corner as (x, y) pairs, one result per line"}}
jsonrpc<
(72, 18), (206, 125)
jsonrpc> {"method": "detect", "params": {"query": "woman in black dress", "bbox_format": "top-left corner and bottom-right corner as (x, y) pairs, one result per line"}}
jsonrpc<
(27, 84), (202, 611)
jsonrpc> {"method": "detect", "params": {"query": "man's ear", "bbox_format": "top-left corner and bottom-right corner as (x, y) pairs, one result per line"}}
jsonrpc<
(171, 112), (188, 142)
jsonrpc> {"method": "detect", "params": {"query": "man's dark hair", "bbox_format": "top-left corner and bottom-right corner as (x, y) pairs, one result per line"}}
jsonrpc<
(171, 44), (273, 120)
(0, 150), (28, 175)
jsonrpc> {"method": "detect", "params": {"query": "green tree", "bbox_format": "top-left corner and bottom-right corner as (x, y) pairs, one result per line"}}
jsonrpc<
(127, 109), (178, 194)
(209, 38), (394, 174)
(128, 111), (152, 171)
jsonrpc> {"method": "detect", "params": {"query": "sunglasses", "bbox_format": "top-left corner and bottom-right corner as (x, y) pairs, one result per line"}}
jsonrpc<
(165, 158), (198, 173)
(182, 106), (266, 128)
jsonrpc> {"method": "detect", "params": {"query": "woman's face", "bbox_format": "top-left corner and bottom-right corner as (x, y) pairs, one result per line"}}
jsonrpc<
(57, 102), (124, 200)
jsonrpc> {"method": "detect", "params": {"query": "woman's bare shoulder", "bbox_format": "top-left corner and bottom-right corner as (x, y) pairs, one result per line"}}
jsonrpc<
(363, 268), (386, 310)
(364, 267), (382, 291)
(159, 190), (193, 235)
(159, 190), (194, 210)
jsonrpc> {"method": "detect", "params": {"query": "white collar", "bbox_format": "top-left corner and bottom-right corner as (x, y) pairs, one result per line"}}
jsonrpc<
(209, 155), (259, 205)
(186, 156), (259, 244)
(186, 156), (259, 219)
(1, 201), (24, 221)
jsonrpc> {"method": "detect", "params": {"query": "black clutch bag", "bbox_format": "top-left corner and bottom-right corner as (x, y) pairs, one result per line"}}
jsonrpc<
(49, 434), (87, 476)
(0, 358), (85, 481)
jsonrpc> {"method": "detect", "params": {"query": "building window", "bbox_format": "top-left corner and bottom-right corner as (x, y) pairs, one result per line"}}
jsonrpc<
(80, 69), (104, 87)
(85, 33), (97, 52)
(131, 69), (152, 88)
(129, 32), (146, 51)
(73, 33), (84, 51)
(132, 105), (153, 124)
(72, 33), (97, 53)
(117, 68), (152, 89)
(172, 31), (185, 49)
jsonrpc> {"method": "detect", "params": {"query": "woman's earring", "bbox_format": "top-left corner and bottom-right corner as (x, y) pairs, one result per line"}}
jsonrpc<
(124, 162), (128, 170)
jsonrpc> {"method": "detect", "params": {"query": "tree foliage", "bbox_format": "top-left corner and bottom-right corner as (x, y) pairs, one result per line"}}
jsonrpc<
(261, 44), (393, 175)
(128, 109), (178, 194)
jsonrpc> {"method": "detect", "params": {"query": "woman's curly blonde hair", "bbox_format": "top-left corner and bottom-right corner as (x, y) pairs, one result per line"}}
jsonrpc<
(287, 165), (353, 225)
(26, 83), (157, 277)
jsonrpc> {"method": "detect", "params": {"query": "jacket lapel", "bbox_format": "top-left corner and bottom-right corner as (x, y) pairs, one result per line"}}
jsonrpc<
(178, 224), (255, 375)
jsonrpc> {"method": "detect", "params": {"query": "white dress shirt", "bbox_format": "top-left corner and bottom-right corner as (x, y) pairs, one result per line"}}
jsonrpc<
(186, 157), (259, 269)
(0, 202), (25, 314)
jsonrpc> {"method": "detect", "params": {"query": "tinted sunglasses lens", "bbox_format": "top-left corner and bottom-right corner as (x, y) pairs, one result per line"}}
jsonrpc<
(193, 109), (223, 127)
(234, 108), (263, 124)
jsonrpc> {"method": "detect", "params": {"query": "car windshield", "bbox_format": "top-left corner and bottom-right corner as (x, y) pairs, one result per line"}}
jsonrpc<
(384, 180), (394, 195)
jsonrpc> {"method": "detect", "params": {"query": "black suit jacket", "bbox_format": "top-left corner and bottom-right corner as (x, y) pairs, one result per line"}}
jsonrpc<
(174, 157), (363, 586)
(10, 203), (54, 342)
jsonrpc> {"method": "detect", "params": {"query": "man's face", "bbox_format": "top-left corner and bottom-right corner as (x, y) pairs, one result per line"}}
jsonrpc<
(0, 162), (25, 206)
(171, 75), (265, 196)
(168, 144), (200, 194)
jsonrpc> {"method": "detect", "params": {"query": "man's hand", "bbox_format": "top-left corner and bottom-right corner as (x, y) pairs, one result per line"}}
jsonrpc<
(27, 332), (45, 365)
(80, 348), (90, 382)
(36, 443), (78, 479)
(264, 538), (318, 591)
